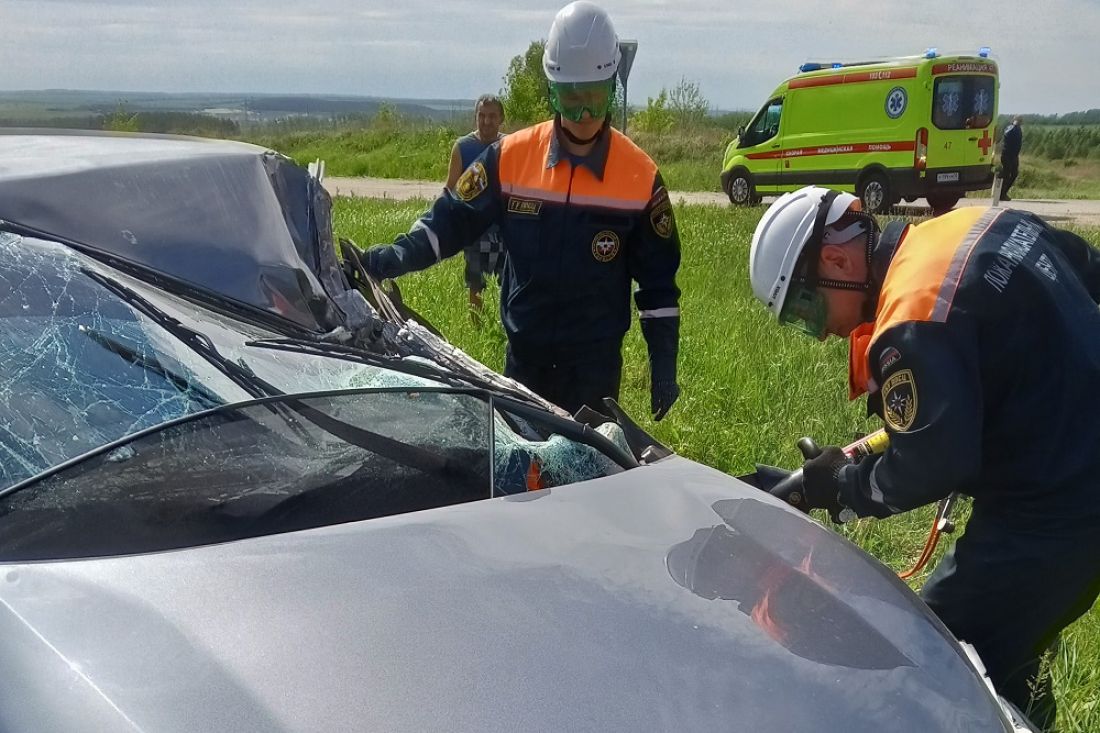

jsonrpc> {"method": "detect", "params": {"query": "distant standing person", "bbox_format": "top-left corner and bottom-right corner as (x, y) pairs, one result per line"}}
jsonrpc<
(446, 95), (506, 315)
(1000, 116), (1022, 201)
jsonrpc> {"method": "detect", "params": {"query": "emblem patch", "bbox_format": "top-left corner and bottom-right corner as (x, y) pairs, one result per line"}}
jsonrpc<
(507, 196), (542, 216)
(649, 187), (675, 239)
(882, 368), (918, 432)
(885, 86), (908, 119)
(592, 230), (621, 262)
(878, 346), (902, 374)
(454, 161), (487, 202)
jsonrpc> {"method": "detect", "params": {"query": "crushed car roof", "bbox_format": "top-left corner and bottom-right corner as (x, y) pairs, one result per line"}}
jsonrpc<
(0, 130), (345, 333)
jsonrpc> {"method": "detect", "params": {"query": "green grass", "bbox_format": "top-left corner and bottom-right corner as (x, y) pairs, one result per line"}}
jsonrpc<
(333, 196), (1100, 732)
(253, 123), (1100, 204)
(1007, 157), (1100, 201)
(248, 124), (461, 179)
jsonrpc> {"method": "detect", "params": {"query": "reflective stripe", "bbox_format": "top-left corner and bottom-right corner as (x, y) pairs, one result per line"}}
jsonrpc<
(867, 470), (901, 513)
(501, 183), (565, 204)
(639, 307), (680, 319)
(500, 185), (649, 211)
(413, 220), (441, 261)
(932, 207), (1003, 322)
(570, 192), (648, 211)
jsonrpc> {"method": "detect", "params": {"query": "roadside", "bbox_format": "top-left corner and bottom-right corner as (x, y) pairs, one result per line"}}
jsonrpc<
(324, 176), (1100, 226)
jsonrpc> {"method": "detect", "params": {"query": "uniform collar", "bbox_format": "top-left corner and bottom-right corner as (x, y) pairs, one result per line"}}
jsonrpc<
(865, 220), (908, 316)
(546, 116), (611, 181)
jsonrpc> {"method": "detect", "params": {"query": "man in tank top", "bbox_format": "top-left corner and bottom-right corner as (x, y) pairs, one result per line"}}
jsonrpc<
(446, 95), (506, 318)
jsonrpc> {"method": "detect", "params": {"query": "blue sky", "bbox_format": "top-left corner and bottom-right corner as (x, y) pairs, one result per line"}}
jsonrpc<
(2, 0), (1096, 114)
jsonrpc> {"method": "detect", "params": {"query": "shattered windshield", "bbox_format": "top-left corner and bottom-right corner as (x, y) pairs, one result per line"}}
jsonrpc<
(0, 232), (443, 490)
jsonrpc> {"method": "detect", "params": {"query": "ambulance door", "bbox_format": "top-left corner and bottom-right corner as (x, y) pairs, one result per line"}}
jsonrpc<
(930, 74), (996, 175)
(739, 97), (784, 194)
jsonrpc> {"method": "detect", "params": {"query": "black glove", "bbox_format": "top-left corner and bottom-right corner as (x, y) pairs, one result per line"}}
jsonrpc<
(801, 446), (850, 518)
(640, 316), (680, 422)
(651, 379), (680, 421)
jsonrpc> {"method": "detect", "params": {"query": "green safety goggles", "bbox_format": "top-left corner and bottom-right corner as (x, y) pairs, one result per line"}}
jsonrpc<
(548, 78), (616, 123)
(779, 284), (829, 340)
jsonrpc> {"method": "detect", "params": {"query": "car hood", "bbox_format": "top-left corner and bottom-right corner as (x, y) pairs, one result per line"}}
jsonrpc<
(0, 457), (1007, 732)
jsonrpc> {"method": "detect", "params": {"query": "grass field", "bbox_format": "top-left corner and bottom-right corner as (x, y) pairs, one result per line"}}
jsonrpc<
(253, 123), (1100, 202)
(334, 196), (1100, 732)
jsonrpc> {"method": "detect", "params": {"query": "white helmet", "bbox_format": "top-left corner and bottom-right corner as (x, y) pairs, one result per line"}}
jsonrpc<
(748, 186), (859, 316)
(543, 1), (621, 83)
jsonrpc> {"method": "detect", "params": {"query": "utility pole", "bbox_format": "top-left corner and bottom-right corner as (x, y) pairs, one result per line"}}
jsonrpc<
(618, 40), (638, 135)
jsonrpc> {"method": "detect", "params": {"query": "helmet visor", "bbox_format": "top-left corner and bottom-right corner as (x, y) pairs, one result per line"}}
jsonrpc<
(779, 285), (828, 340)
(549, 79), (615, 123)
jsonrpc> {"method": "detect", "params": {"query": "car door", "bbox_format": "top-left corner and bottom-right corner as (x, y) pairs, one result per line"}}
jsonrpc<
(739, 97), (784, 193)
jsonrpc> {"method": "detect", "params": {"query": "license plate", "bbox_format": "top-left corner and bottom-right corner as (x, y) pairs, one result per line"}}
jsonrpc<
(937, 172), (960, 183)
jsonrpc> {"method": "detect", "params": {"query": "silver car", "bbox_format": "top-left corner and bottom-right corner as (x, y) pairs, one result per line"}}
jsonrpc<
(0, 131), (1034, 732)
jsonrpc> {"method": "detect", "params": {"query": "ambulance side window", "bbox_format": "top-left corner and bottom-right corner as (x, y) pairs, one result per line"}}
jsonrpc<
(742, 98), (783, 146)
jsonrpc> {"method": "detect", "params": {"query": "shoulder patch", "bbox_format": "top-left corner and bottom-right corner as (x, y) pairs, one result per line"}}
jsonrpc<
(878, 346), (902, 374)
(455, 161), (488, 202)
(882, 368), (918, 432)
(649, 187), (675, 239)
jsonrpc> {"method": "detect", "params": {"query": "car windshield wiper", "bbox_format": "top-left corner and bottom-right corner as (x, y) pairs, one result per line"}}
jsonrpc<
(82, 268), (283, 401)
(77, 324), (225, 410)
(246, 337), (550, 409)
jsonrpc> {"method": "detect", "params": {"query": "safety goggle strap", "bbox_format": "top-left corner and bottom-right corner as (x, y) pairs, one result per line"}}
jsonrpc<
(802, 190), (841, 290)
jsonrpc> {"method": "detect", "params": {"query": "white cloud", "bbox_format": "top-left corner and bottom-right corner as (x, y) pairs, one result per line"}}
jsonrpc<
(0, 0), (1096, 112)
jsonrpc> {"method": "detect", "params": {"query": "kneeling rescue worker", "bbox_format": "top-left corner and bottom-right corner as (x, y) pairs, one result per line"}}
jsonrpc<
(749, 186), (1100, 730)
(363, 1), (682, 419)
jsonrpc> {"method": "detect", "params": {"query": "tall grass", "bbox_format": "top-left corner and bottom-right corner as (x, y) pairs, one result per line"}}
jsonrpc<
(333, 196), (1100, 732)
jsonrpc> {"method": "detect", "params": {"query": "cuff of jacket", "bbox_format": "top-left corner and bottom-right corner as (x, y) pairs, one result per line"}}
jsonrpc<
(640, 315), (679, 382)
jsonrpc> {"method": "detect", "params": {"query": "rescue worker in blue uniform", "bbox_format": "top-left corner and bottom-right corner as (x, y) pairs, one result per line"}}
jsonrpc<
(749, 186), (1100, 731)
(364, 1), (681, 419)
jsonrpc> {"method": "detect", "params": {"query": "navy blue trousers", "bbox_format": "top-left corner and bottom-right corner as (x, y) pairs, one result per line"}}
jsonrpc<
(504, 343), (622, 416)
(921, 507), (1100, 731)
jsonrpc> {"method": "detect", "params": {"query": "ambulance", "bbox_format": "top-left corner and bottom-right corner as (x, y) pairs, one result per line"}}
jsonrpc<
(720, 49), (998, 212)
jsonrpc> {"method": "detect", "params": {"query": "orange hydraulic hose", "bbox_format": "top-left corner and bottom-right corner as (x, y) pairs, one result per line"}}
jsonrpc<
(840, 430), (956, 580)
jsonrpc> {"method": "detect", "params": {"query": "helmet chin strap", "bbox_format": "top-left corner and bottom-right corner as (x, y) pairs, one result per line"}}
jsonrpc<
(557, 114), (610, 146)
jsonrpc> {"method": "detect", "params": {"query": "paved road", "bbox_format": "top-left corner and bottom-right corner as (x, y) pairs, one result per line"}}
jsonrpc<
(324, 176), (1100, 226)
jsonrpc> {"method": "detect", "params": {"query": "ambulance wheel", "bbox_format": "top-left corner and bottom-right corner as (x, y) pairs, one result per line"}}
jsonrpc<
(927, 192), (962, 214)
(725, 170), (757, 206)
(858, 172), (892, 214)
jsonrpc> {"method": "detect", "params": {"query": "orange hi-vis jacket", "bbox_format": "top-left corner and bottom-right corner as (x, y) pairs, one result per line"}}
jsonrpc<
(365, 120), (681, 371)
(838, 207), (1100, 521)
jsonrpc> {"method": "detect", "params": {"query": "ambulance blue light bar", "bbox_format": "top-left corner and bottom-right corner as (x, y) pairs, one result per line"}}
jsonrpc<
(979, 46), (991, 57)
(924, 47), (938, 58)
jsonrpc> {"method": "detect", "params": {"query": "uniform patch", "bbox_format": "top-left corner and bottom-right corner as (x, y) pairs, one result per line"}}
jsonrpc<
(649, 187), (675, 239)
(507, 196), (542, 216)
(878, 346), (902, 374)
(882, 369), (918, 432)
(592, 230), (621, 262)
(454, 161), (488, 202)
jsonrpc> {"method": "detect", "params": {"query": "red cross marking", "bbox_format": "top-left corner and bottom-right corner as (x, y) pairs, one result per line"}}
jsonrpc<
(977, 129), (992, 156)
